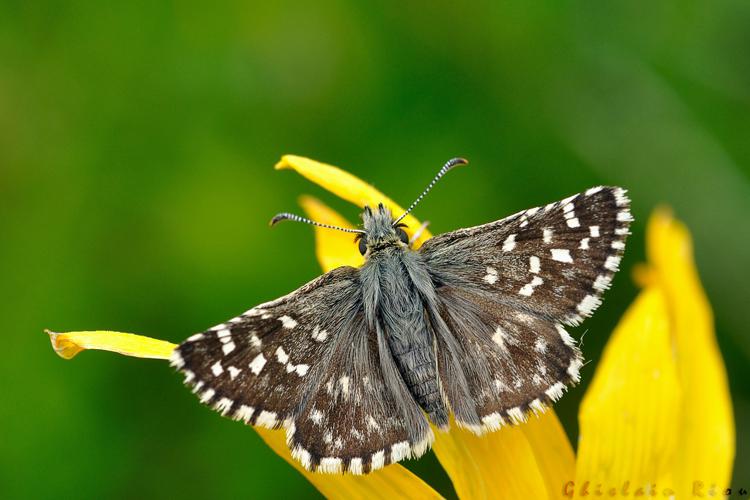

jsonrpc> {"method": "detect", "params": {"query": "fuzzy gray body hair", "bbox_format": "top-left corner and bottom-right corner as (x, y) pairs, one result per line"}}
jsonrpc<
(360, 203), (451, 427)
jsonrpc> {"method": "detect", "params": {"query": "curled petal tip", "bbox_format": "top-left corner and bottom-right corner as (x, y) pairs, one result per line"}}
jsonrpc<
(274, 154), (302, 171)
(46, 328), (83, 360)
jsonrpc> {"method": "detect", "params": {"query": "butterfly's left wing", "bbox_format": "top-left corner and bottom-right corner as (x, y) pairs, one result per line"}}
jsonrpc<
(170, 266), (364, 430)
(170, 265), (432, 474)
(419, 186), (632, 431)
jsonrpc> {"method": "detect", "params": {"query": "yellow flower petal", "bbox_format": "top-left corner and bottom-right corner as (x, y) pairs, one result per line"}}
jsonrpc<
(647, 209), (735, 494)
(255, 428), (443, 500)
(298, 195), (364, 270)
(46, 329), (176, 360)
(276, 155), (432, 247)
(302, 176), (576, 497)
(575, 208), (734, 497)
(575, 288), (680, 492)
(433, 413), (575, 499)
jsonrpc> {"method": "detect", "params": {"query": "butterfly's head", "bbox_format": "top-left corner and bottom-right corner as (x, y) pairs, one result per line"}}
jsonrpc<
(270, 157), (468, 258)
(356, 203), (409, 256)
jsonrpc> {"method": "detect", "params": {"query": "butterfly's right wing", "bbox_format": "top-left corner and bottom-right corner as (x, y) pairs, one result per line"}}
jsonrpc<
(171, 265), (431, 474)
(419, 186), (631, 431)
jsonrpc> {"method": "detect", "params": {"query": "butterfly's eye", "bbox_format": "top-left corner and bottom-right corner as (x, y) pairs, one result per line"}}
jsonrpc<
(358, 236), (368, 255)
(396, 227), (409, 245)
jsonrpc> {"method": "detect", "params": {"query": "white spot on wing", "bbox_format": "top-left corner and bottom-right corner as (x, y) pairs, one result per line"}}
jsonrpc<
(371, 450), (385, 471)
(579, 237), (589, 250)
(215, 397), (233, 415)
(275, 346), (289, 364)
(256, 410), (277, 428)
(249, 353), (267, 375)
(319, 457), (342, 473)
(551, 248), (573, 263)
(529, 256), (541, 274)
(519, 276), (543, 296)
(349, 458), (363, 475)
(222, 341), (236, 356)
(534, 338), (547, 353)
(186, 333), (204, 342)
(339, 376), (350, 397)
(482, 412), (505, 431)
(170, 350), (184, 369)
(279, 315), (298, 329)
(577, 294), (600, 316)
(543, 228), (553, 243)
(617, 210), (633, 222)
(291, 445), (312, 470)
(492, 327), (508, 351)
(566, 217), (580, 228)
(199, 388), (215, 403)
(614, 187), (629, 206)
(228, 366), (241, 380)
(211, 361), (224, 377)
(605, 255), (622, 271)
(561, 194), (577, 205)
(556, 324), (576, 347)
(234, 404), (255, 423)
(502, 234), (516, 252)
(593, 274), (611, 291)
(586, 186), (603, 196)
(366, 415), (381, 431)
(590, 225), (600, 237)
(568, 357), (583, 382)
(312, 326), (328, 342)
(530, 398), (546, 415)
(545, 382), (566, 401)
(391, 441), (411, 462)
(310, 409), (324, 425)
(484, 266), (499, 285)
(508, 407), (526, 424)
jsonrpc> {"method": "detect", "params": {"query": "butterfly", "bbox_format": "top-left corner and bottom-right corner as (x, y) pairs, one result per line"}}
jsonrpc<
(170, 158), (632, 474)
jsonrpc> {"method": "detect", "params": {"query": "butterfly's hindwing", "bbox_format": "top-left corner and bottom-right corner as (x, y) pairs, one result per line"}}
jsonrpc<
(289, 318), (432, 474)
(434, 286), (582, 431)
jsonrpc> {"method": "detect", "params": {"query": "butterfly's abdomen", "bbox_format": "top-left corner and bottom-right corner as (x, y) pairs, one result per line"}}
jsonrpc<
(376, 254), (449, 428)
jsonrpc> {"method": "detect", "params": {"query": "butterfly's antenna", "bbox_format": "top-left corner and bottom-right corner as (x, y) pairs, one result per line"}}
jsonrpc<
(270, 212), (366, 234)
(393, 157), (468, 225)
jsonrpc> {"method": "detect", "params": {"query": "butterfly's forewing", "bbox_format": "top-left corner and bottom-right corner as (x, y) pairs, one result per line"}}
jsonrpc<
(420, 186), (631, 430)
(170, 267), (361, 429)
(170, 265), (431, 473)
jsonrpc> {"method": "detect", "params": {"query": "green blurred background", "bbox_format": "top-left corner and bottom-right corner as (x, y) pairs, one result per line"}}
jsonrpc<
(2, 1), (749, 497)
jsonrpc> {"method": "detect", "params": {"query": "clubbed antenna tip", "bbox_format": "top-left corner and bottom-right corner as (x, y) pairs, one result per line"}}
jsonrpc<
(269, 213), (294, 226)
